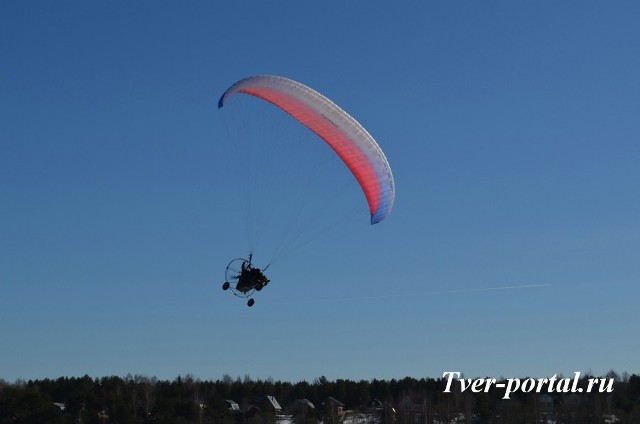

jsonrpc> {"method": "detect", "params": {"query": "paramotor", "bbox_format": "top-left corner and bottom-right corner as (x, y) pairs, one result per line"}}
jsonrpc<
(218, 75), (394, 306)
(222, 254), (270, 307)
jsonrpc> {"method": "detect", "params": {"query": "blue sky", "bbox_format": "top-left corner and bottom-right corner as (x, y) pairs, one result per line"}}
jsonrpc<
(1, 1), (639, 383)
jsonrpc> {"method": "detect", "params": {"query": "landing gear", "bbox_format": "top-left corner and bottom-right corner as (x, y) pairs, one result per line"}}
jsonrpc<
(247, 298), (255, 307)
(222, 281), (230, 290)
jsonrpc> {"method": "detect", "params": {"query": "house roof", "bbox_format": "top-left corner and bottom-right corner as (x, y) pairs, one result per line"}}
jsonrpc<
(327, 397), (344, 406)
(225, 400), (240, 411)
(297, 399), (315, 409)
(267, 395), (282, 411)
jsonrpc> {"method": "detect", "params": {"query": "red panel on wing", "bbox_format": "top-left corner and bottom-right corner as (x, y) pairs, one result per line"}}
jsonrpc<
(239, 87), (382, 216)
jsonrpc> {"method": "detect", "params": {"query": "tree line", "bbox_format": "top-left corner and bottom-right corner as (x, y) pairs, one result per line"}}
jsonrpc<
(1, 371), (639, 423)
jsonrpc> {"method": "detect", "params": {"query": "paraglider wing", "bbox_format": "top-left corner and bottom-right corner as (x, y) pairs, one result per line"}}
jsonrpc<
(218, 75), (395, 224)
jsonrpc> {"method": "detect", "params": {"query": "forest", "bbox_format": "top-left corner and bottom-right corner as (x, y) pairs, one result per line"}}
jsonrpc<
(1, 371), (639, 424)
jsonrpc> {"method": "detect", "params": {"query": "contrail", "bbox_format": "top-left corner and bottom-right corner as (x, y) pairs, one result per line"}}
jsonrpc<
(277, 283), (552, 305)
(427, 283), (551, 295)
